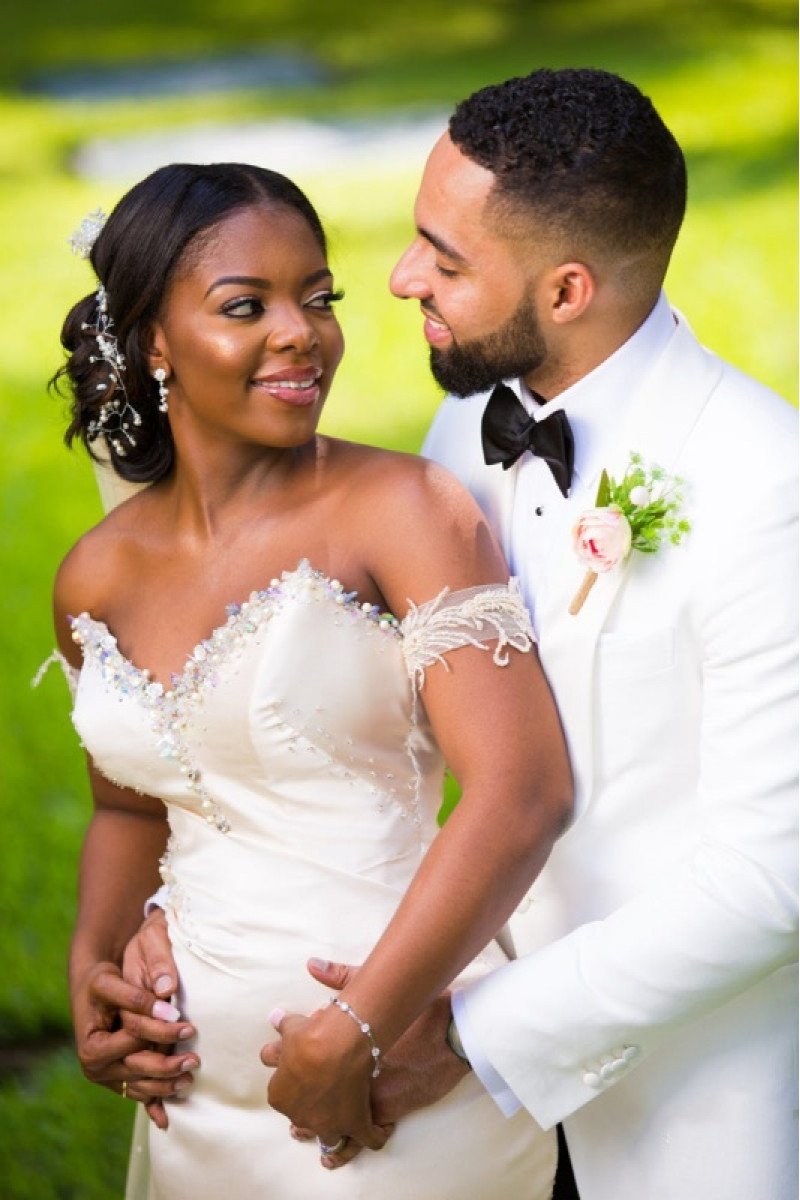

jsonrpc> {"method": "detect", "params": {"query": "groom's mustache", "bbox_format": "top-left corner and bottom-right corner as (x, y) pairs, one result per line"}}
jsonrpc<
(421, 300), (446, 324)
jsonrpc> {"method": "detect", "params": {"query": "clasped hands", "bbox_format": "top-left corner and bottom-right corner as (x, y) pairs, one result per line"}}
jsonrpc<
(76, 910), (467, 1166)
(263, 977), (467, 1170)
(262, 994), (392, 1169)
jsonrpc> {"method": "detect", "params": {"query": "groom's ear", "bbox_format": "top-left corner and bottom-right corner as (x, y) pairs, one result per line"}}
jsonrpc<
(547, 262), (595, 324)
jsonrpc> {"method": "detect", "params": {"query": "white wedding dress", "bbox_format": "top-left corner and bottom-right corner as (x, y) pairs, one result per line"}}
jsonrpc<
(58, 560), (556, 1199)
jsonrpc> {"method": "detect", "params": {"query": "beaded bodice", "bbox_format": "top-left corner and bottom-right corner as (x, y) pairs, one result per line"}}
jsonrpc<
(47, 561), (534, 970)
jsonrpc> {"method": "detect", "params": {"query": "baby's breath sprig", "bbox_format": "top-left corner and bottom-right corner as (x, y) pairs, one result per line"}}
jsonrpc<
(603, 451), (691, 553)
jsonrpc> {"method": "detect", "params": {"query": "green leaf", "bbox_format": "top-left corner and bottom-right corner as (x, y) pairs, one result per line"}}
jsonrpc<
(595, 469), (611, 508)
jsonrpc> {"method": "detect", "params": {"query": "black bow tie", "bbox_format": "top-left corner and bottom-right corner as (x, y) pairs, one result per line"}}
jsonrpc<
(481, 382), (575, 497)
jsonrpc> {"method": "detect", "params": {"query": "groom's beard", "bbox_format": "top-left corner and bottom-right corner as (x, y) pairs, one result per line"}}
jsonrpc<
(428, 292), (547, 397)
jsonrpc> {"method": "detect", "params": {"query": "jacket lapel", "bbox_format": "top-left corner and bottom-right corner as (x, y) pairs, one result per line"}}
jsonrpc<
(537, 313), (723, 818)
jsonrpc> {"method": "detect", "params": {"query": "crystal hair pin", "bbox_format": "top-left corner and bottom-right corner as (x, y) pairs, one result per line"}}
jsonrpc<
(83, 285), (142, 456)
(68, 208), (107, 258)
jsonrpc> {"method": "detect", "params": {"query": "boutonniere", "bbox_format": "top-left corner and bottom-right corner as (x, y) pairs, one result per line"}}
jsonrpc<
(569, 452), (690, 615)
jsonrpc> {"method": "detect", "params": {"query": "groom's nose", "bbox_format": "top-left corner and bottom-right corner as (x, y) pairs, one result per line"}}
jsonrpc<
(389, 239), (431, 301)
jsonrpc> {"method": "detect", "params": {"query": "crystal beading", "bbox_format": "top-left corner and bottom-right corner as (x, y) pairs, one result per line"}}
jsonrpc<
(67, 561), (402, 835)
(68, 208), (106, 259)
(83, 285), (142, 456)
(54, 564), (529, 842)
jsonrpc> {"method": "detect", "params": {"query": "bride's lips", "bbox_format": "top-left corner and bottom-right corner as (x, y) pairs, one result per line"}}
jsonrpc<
(421, 308), (452, 347)
(251, 367), (322, 406)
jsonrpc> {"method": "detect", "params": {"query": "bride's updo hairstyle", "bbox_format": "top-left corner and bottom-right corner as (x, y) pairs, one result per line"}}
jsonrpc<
(52, 163), (327, 483)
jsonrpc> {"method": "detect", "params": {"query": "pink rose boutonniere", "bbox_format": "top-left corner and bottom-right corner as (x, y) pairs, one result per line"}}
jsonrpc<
(569, 453), (690, 615)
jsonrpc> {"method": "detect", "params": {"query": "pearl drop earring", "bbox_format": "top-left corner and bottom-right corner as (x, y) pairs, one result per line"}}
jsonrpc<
(153, 367), (169, 414)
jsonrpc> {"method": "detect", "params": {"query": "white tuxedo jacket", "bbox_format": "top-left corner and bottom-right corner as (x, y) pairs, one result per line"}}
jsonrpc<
(424, 311), (798, 1200)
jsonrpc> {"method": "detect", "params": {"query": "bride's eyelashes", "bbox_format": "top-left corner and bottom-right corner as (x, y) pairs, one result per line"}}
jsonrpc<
(219, 290), (345, 320)
(220, 296), (264, 319)
(306, 289), (345, 312)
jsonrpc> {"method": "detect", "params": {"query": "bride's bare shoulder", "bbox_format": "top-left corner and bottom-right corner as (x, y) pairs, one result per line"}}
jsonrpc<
(324, 437), (473, 511)
(323, 437), (505, 592)
(53, 486), (159, 622)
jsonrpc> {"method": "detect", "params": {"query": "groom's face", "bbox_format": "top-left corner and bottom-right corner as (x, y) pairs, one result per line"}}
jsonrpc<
(390, 133), (548, 396)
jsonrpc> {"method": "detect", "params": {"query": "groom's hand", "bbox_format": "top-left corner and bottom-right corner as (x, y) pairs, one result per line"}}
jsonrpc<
(71, 958), (198, 1131)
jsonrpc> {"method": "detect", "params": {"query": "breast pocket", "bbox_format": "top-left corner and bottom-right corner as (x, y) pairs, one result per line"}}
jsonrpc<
(597, 626), (676, 681)
(594, 626), (682, 780)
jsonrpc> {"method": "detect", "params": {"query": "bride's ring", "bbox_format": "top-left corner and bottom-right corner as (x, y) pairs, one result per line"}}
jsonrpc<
(317, 1136), (347, 1156)
(121, 1081), (128, 1099)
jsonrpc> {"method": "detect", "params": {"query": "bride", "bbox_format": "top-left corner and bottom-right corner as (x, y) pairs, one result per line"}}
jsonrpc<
(49, 162), (571, 1198)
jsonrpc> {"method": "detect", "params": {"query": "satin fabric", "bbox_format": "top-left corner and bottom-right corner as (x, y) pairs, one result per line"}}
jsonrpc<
(68, 563), (556, 1200)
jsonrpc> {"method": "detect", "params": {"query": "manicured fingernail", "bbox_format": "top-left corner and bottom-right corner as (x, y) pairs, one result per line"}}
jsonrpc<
(269, 1007), (285, 1029)
(174, 1076), (193, 1091)
(152, 1000), (181, 1023)
(180, 1058), (197, 1071)
(308, 957), (330, 972)
(154, 974), (173, 994)
(177, 1026), (194, 1040)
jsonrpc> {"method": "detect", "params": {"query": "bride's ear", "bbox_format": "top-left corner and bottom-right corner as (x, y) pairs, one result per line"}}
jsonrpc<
(145, 323), (171, 377)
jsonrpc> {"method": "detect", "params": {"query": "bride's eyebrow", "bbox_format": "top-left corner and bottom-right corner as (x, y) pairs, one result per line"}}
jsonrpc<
(204, 268), (333, 299)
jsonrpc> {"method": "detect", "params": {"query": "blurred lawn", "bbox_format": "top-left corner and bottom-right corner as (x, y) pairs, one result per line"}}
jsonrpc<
(1, 1), (796, 1195)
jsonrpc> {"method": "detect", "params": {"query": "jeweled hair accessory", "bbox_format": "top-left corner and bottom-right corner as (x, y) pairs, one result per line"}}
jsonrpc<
(68, 208), (107, 259)
(83, 284), (142, 457)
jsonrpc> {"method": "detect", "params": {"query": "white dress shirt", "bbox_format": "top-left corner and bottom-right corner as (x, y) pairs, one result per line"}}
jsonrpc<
(505, 290), (676, 634)
(452, 290), (678, 1112)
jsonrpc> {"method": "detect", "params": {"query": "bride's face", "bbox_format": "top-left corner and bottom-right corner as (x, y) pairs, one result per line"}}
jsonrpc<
(150, 203), (344, 450)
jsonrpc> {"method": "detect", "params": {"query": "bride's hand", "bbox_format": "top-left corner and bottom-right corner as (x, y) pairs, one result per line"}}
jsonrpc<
(261, 959), (467, 1170)
(264, 1004), (392, 1168)
(303, 960), (467, 1126)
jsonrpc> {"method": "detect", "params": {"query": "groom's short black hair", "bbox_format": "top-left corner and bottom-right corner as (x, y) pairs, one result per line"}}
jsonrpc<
(449, 68), (686, 272)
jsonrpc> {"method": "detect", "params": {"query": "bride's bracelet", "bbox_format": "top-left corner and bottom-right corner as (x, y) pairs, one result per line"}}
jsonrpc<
(329, 998), (382, 1078)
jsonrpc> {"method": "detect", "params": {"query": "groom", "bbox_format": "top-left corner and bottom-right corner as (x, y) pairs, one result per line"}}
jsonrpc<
(82, 69), (798, 1198)
(263, 67), (798, 1197)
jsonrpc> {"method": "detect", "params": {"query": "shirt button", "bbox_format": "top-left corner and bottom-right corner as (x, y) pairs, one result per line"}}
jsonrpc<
(534, 506), (544, 516)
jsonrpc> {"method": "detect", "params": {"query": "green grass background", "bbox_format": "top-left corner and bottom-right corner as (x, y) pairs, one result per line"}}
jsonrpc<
(1, 1), (796, 1194)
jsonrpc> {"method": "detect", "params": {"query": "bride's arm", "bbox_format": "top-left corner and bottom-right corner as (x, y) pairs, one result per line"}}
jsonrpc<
(54, 564), (197, 1119)
(267, 459), (572, 1146)
(68, 767), (200, 1126)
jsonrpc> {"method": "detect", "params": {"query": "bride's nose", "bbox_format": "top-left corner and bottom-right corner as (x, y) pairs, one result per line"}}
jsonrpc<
(266, 304), (319, 353)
